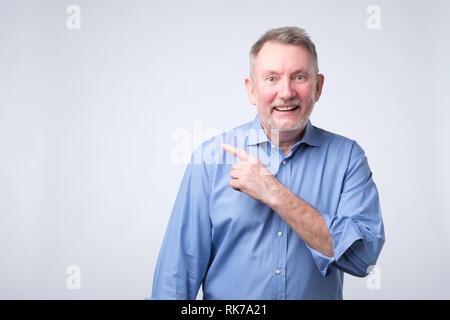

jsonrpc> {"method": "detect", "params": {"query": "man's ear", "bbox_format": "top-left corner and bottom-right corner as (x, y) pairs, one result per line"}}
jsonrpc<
(314, 74), (325, 102)
(245, 77), (257, 105)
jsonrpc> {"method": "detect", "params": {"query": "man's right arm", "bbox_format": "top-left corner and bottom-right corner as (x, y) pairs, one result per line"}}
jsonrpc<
(151, 152), (212, 300)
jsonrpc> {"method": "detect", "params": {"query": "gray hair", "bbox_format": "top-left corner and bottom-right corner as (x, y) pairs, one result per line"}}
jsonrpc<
(249, 26), (319, 78)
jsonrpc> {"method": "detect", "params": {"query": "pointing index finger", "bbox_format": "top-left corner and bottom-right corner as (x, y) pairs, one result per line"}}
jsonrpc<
(221, 143), (250, 161)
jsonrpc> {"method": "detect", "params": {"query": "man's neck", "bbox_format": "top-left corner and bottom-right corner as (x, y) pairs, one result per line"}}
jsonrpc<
(261, 122), (306, 156)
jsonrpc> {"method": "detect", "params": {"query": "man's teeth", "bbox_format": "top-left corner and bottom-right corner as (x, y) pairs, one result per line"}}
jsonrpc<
(275, 105), (298, 111)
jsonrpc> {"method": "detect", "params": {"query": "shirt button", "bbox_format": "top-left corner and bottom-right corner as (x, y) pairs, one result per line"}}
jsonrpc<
(282, 160), (287, 165)
(275, 269), (281, 275)
(277, 231), (283, 237)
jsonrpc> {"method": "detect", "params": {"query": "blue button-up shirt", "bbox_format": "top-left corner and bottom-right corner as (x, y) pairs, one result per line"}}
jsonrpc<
(151, 116), (385, 300)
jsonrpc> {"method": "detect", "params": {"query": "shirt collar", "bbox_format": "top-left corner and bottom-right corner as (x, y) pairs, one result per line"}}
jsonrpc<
(247, 115), (321, 147)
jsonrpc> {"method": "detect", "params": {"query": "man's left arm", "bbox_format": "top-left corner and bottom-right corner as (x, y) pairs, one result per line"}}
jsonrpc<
(222, 142), (385, 278)
(309, 141), (385, 277)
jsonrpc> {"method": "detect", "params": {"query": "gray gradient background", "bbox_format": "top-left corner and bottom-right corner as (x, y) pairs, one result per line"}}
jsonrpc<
(1, 0), (449, 299)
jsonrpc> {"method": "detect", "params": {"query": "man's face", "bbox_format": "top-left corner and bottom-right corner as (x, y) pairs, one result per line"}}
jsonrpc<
(245, 41), (324, 133)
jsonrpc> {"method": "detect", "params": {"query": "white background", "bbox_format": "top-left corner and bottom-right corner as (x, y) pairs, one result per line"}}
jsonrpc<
(1, 0), (449, 299)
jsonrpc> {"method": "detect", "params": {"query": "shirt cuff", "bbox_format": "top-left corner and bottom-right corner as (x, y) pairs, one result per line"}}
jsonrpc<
(307, 213), (364, 277)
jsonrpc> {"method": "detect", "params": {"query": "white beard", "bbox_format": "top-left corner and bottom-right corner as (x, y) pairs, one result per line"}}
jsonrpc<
(258, 111), (308, 133)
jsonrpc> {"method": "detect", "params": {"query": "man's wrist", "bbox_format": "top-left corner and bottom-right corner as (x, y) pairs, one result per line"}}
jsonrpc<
(265, 177), (285, 209)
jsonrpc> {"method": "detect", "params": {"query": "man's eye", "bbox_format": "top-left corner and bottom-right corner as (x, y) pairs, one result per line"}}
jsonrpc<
(267, 77), (275, 81)
(296, 75), (305, 80)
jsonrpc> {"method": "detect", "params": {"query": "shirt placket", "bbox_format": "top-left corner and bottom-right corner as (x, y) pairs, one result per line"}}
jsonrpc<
(274, 153), (290, 300)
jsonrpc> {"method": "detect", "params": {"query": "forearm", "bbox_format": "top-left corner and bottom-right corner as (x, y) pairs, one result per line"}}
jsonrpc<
(267, 179), (334, 257)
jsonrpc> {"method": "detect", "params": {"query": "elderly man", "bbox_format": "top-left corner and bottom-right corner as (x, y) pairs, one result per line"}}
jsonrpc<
(151, 26), (385, 300)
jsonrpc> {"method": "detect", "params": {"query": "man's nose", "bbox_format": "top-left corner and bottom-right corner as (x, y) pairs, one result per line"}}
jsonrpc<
(279, 79), (296, 100)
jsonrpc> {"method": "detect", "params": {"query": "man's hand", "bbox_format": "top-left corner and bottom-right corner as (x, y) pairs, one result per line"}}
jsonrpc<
(221, 143), (282, 205)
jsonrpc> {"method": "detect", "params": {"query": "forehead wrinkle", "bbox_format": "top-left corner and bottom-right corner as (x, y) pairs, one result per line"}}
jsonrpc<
(254, 43), (315, 77)
(255, 58), (313, 78)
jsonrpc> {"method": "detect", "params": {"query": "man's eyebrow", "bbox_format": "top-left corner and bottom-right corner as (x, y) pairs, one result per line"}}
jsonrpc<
(262, 70), (280, 76)
(262, 69), (312, 76)
(291, 69), (311, 76)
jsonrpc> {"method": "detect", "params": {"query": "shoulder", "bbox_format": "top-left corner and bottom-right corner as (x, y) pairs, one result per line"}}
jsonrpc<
(312, 124), (365, 158)
(310, 124), (372, 182)
(188, 120), (254, 188)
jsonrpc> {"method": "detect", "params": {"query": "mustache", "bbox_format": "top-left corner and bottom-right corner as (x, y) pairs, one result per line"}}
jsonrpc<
(271, 101), (302, 108)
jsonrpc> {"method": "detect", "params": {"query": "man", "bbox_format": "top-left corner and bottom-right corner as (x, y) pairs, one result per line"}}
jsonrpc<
(151, 26), (385, 299)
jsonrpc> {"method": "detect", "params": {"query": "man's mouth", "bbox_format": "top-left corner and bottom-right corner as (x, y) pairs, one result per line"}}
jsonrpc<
(273, 105), (300, 112)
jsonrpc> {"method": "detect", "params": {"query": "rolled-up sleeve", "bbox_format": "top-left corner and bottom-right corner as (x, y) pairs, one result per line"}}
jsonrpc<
(151, 150), (212, 299)
(308, 142), (385, 277)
